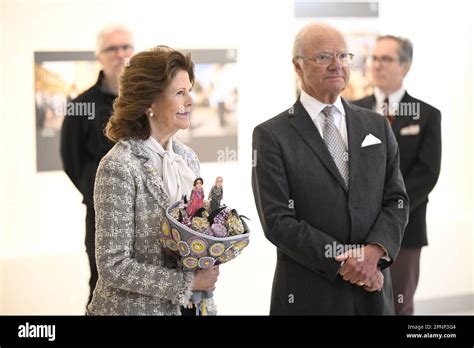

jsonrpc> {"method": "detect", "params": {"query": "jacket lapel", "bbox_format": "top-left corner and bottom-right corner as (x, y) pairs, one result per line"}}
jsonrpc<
(361, 94), (376, 111)
(391, 92), (413, 137)
(365, 92), (412, 138)
(127, 139), (170, 207)
(344, 99), (368, 193)
(288, 100), (348, 192)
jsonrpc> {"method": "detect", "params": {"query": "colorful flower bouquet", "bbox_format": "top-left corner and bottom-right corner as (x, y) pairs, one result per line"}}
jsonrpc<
(160, 200), (250, 271)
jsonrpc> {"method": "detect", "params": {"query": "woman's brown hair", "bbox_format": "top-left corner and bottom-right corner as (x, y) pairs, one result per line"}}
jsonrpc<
(105, 45), (195, 142)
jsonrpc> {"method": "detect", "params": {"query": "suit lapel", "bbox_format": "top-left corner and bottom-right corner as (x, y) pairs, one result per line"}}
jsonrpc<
(365, 92), (412, 138)
(344, 99), (368, 193)
(127, 139), (170, 207)
(362, 95), (376, 111)
(391, 92), (414, 137)
(289, 100), (348, 192)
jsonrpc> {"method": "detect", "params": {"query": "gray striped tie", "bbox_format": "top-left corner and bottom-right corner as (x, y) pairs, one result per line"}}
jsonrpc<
(322, 105), (349, 187)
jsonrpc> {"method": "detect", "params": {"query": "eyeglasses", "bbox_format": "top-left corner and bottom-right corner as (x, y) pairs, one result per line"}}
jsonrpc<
(100, 44), (134, 54)
(368, 55), (399, 65)
(296, 52), (354, 66)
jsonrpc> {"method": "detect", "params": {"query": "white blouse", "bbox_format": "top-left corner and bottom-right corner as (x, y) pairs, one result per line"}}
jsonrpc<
(144, 136), (196, 203)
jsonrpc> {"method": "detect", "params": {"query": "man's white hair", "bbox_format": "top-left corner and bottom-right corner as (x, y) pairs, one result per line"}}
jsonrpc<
(292, 27), (306, 59)
(95, 24), (134, 56)
(292, 22), (344, 60)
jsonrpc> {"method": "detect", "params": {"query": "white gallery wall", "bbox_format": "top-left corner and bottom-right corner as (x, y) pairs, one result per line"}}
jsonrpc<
(0, 0), (4, 315)
(0, 0), (472, 315)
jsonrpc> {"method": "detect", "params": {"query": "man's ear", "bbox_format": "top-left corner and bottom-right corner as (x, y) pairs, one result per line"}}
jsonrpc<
(292, 57), (303, 78)
(96, 54), (104, 67)
(401, 61), (412, 77)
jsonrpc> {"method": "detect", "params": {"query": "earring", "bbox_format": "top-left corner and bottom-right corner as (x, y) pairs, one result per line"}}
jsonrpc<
(149, 111), (154, 117)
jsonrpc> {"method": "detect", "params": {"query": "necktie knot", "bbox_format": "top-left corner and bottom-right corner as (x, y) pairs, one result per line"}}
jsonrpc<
(383, 98), (390, 114)
(383, 97), (395, 124)
(322, 105), (337, 122)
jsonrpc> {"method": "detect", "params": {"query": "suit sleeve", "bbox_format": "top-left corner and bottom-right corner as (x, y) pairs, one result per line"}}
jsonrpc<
(404, 110), (442, 212)
(252, 124), (344, 282)
(60, 109), (87, 197)
(365, 118), (410, 268)
(94, 157), (194, 305)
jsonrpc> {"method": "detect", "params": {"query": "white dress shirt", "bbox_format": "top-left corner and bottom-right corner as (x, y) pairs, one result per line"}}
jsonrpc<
(373, 86), (406, 115)
(300, 90), (348, 148)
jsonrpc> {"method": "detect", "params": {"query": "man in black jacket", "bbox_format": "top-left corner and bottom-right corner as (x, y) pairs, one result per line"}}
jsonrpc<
(353, 35), (442, 315)
(60, 24), (134, 307)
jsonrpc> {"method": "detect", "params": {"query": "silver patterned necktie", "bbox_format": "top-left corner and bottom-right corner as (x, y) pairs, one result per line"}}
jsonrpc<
(322, 105), (349, 187)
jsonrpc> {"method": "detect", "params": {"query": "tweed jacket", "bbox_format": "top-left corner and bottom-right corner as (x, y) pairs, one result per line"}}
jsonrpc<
(87, 137), (217, 315)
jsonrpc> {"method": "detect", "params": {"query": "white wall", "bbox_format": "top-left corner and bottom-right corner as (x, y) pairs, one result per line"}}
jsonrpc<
(0, 0), (472, 315)
(0, 0), (5, 315)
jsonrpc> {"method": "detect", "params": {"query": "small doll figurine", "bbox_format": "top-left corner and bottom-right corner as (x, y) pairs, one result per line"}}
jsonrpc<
(186, 177), (205, 217)
(208, 176), (223, 214)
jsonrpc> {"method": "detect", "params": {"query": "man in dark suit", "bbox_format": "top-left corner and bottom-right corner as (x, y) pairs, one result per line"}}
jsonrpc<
(252, 23), (409, 315)
(60, 24), (134, 308)
(353, 35), (442, 315)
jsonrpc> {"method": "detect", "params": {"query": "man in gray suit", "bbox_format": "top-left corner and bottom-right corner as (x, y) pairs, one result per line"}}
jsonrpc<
(252, 23), (409, 315)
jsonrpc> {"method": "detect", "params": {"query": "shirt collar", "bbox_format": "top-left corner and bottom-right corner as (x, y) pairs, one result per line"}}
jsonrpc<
(374, 86), (406, 105)
(145, 136), (173, 157)
(97, 70), (118, 97)
(300, 90), (345, 118)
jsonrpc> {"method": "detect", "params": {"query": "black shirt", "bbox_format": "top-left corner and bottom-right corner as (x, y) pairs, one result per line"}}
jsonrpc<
(60, 71), (116, 206)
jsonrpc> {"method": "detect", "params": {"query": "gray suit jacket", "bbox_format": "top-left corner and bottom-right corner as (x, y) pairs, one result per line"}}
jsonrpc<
(87, 137), (217, 315)
(252, 99), (409, 315)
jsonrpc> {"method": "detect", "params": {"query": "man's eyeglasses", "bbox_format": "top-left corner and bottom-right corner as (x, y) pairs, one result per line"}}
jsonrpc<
(296, 52), (354, 66)
(368, 55), (399, 65)
(101, 44), (134, 54)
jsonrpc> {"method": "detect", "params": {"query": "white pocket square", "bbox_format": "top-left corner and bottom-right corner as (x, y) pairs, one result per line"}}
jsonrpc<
(400, 124), (420, 136)
(361, 133), (382, 147)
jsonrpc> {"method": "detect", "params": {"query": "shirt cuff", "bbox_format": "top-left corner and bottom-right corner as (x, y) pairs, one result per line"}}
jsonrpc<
(337, 260), (346, 274)
(370, 242), (391, 262)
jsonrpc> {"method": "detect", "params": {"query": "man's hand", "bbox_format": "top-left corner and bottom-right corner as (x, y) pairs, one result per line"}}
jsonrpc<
(335, 244), (385, 285)
(362, 268), (384, 292)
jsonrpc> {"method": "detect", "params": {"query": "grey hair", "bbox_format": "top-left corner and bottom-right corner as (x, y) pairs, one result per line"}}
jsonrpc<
(95, 24), (134, 56)
(293, 28), (305, 59)
(377, 35), (413, 63)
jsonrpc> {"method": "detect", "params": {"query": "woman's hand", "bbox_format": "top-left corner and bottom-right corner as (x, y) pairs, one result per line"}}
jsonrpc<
(192, 266), (219, 291)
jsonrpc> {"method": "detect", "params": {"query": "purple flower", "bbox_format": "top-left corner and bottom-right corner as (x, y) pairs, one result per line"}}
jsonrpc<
(201, 227), (214, 236)
(182, 216), (192, 228)
(213, 208), (231, 226)
(211, 223), (228, 238)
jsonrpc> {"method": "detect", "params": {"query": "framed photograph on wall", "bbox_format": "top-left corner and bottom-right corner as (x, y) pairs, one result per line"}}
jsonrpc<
(342, 32), (377, 101)
(176, 49), (238, 162)
(35, 49), (238, 170)
(34, 51), (99, 172)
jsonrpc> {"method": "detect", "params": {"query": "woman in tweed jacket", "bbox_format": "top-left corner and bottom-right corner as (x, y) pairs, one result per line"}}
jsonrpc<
(87, 46), (219, 315)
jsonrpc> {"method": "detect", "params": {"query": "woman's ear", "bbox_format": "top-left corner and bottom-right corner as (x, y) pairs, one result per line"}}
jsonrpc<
(146, 106), (154, 118)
